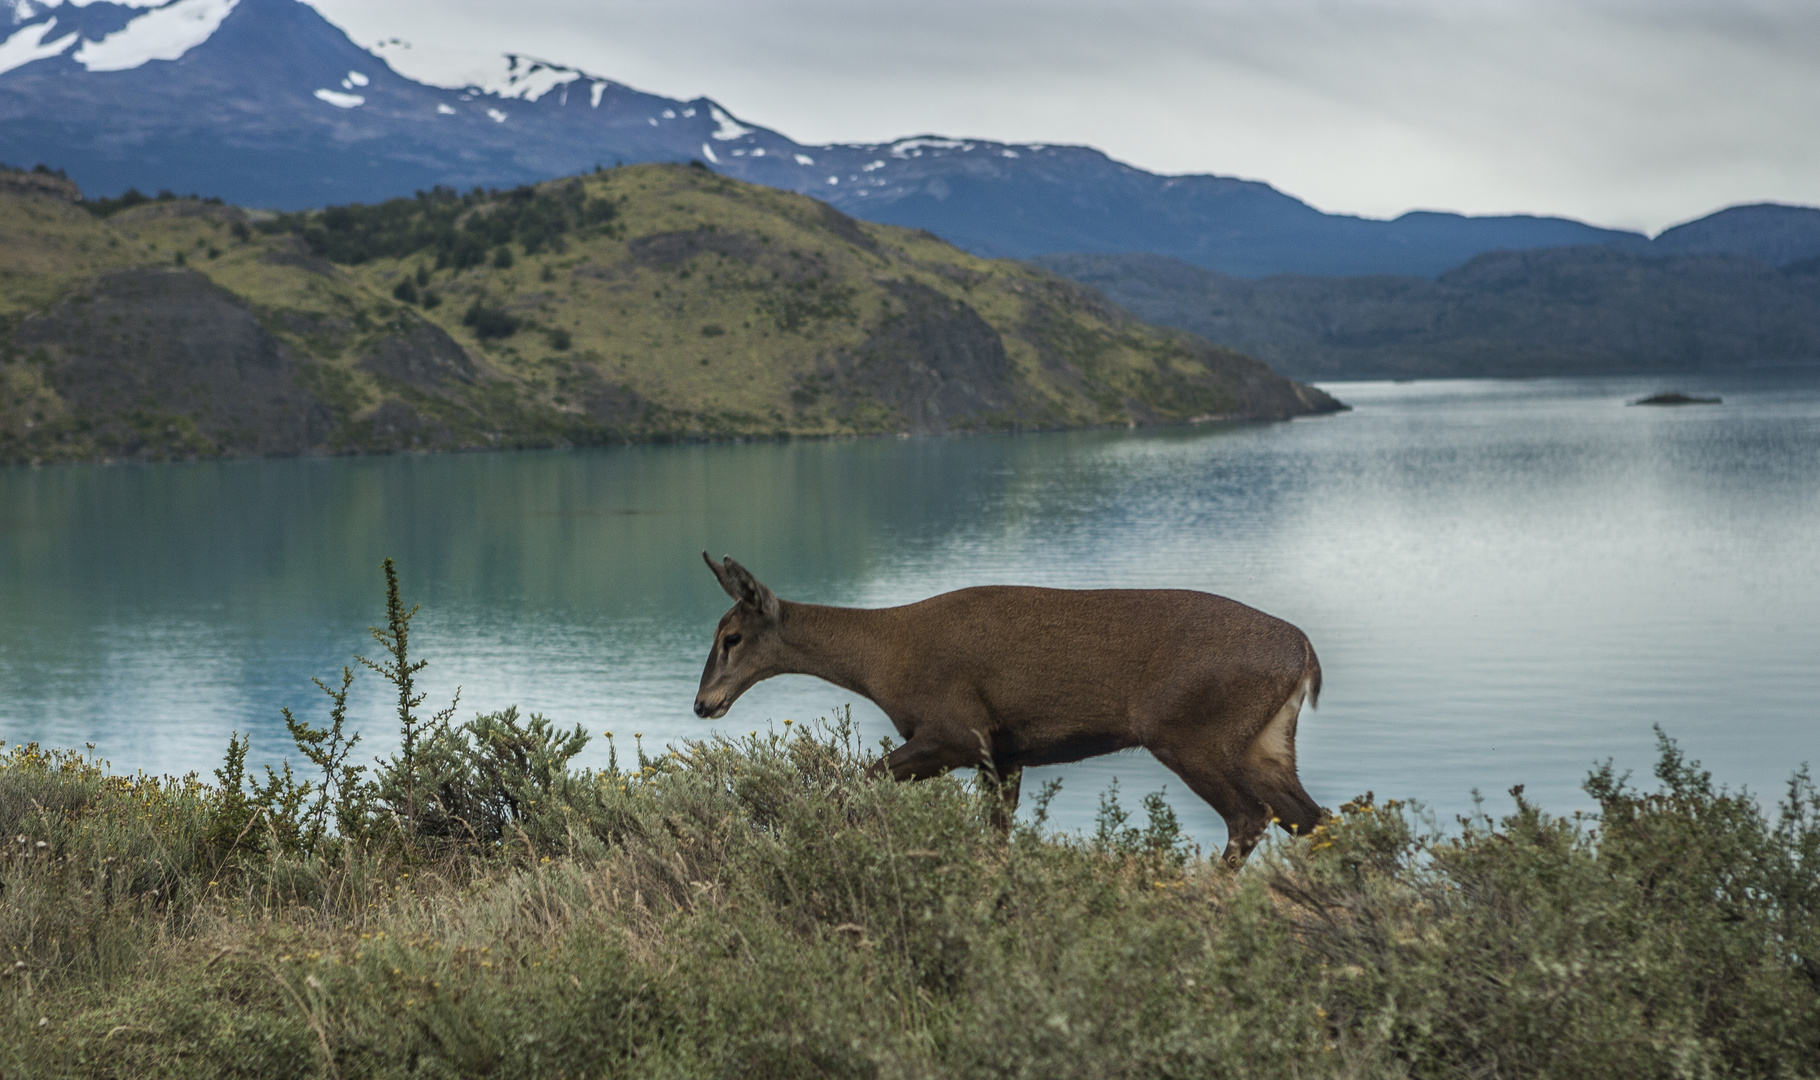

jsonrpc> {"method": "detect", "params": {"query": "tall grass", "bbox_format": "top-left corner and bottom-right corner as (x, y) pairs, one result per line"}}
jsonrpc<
(2, 564), (1815, 1078)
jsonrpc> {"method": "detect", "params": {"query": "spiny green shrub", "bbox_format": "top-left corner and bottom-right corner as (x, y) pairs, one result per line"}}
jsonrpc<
(264, 181), (618, 268)
(1, 560), (1814, 1078)
(461, 299), (519, 340)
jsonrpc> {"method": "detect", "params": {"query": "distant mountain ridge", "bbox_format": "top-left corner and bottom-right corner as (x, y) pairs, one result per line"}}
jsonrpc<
(1036, 246), (1820, 381)
(1645, 204), (1820, 266)
(4, 0), (1768, 279)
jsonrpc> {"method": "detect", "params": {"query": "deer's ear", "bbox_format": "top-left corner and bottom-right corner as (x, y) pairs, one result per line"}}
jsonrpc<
(721, 557), (780, 620)
(703, 551), (742, 602)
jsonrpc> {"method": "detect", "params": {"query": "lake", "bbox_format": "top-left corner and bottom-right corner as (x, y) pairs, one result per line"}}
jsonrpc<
(3, 369), (1817, 847)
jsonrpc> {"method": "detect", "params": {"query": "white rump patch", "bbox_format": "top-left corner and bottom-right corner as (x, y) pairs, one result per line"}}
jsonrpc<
(72, 0), (238, 73)
(1250, 677), (1311, 772)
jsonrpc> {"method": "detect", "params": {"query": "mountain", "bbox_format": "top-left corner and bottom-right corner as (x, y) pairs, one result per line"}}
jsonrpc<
(1647, 204), (1820, 266)
(3, 0), (1643, 278)
(1035, 248), (1820, 381)
(0, 162), (1339, 465)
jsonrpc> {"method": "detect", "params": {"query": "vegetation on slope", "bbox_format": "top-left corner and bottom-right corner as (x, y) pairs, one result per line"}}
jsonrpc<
(0, 164), (1338, 466)
(2, 564), (1816, 1078)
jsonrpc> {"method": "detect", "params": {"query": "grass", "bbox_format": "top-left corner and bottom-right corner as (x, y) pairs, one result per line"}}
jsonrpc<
(2, 565), (1816, 1077)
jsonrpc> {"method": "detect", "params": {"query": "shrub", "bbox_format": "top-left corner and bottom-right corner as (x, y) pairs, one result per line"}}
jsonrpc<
(1, 562), (1813, 1078)
(81, 187), (151, 217)
(462, 299), (518, 340)
(262, 180), (619, 268)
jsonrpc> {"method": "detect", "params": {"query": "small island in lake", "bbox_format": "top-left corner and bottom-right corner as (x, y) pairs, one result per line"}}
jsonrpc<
(1630, 391), (1722, 406)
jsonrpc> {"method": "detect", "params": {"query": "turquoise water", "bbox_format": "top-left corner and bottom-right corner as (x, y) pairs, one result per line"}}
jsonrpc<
(3, 369), (1818, 846)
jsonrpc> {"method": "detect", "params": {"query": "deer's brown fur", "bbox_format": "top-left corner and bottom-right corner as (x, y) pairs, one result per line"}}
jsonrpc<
(694, 554), (1326, 865)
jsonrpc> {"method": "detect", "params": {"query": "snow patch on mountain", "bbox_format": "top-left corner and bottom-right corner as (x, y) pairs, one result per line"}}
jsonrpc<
(70, 0), (237, 73)
(14, 0), (168, 15)
(485, 55), (579, 102)
(313, 87), (361, 108)
(709, 105), (752, 141)
(890, 138), (968, 157)
(29, 0), (173, 9)
(0, 16), (75, 74)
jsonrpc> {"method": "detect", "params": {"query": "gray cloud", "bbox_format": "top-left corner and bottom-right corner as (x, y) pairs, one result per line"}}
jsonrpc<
(307, 0), (1820, 233)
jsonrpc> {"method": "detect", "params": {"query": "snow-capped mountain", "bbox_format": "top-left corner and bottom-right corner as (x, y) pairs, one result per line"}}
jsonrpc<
(0, 0), (1648, 276)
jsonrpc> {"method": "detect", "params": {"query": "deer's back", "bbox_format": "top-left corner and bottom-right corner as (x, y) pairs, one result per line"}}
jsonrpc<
(880, 585), (1310, 720)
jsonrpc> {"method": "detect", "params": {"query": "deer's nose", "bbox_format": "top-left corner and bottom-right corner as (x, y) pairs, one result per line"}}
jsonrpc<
(693, 698), (712, 718)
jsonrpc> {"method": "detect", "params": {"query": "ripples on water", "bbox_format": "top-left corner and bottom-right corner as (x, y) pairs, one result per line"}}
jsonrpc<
(2, 370), (1817, 846)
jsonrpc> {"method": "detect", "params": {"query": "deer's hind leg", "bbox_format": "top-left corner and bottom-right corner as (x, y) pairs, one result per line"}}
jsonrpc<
(1244, 676), (1324, 838)
(1144, 735), (1277, 868)
(1142, 677), (1322, 867)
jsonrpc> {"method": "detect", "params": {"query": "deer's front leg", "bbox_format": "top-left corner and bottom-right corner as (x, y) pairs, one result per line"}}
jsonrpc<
(868, 731), (982, 781)
(865, 718), (1021, 832)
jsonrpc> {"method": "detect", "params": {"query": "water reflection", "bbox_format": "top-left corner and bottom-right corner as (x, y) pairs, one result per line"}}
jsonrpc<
(2, 369), (1818, 846)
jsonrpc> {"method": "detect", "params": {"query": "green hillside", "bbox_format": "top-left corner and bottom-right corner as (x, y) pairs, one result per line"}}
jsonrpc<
(0, 164), (1338, 465)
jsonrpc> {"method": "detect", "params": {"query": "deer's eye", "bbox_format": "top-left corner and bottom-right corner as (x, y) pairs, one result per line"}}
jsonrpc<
(723, 633), (742, 649)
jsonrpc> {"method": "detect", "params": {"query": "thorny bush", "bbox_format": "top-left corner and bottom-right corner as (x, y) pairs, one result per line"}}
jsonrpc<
(0, 561), (1814, 1078)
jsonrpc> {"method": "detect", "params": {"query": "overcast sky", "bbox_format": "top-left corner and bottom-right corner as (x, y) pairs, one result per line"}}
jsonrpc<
(304, 0), (1820, 234)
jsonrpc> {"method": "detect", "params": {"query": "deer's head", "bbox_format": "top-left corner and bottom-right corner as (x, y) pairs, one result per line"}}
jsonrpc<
(695, 553), (783, 719)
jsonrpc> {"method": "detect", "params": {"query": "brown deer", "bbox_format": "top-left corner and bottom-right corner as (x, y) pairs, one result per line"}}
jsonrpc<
(694, 553), (1327, 865)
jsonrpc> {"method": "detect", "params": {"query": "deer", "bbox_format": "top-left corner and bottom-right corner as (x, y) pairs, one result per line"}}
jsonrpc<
(694, 553), (1328, 866)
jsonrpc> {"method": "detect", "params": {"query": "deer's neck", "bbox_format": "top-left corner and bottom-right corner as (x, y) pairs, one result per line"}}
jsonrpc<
(777, 600), (898, 702)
